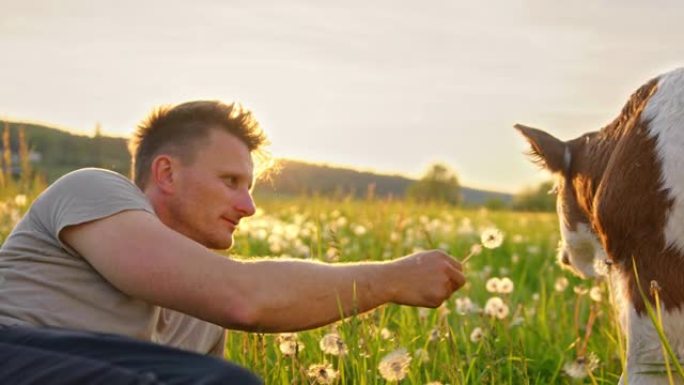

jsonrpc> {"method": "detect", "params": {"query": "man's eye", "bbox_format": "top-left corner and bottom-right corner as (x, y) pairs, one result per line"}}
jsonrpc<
(224, 177), (237, 187)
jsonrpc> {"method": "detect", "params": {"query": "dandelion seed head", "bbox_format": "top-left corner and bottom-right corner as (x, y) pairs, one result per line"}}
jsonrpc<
(481, 227), (504, 249)
(498, 277), (514, 294)
(563, 352), (599, 379)
(380, 327), (394, 340)
(484, 297), (509, 320)
(378, 348), (412, 381)
(454, 297), (474, 315)
(353, 224), (367, 236)
(485, 277), (501, 293)
(495, 303), (510, 319)
(589, 286), (602, 302)
(319, 333), (347, 356)
(307, 363), (339, 384)
(277, 333), (303, 356)
(13, 194), (27, 207)
(554, 277), (569, 292)
(470, 327), (484, 342)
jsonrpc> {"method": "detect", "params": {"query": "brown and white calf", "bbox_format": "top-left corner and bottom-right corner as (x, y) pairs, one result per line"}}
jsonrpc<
(517, 67), (684, 385)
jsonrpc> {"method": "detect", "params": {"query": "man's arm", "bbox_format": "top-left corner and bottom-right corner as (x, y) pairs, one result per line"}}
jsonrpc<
(61, 210), (465, 332)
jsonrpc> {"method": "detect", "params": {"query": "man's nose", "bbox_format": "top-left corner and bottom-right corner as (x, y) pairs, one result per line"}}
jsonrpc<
(235, 189), (256, 217)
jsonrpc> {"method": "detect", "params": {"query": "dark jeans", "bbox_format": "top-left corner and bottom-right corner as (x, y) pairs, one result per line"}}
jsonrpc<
(0, 325), (262, 385)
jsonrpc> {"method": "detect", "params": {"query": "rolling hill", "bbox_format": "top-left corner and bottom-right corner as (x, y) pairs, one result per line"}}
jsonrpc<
(0, 119), (512, 205)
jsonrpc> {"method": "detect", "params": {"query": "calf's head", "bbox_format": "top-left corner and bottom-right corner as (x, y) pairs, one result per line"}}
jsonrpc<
(515, 124), (607, 278)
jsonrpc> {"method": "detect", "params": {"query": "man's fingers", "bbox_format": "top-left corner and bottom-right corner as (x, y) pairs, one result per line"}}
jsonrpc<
(448, 257), (463, 271)
(430, 249), (463, 271)
(446, 264), (466, 292)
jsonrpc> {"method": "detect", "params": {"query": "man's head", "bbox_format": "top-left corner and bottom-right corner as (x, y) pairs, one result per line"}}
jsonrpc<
(130, 100), (268, 189)
(129, 100), (269, 249)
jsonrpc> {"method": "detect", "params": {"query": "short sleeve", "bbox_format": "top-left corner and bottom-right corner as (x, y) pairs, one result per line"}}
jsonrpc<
(30, 168), (156, 254)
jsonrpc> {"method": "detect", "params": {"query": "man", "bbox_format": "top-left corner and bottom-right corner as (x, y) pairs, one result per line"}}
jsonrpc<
(0, 101), (466, 384)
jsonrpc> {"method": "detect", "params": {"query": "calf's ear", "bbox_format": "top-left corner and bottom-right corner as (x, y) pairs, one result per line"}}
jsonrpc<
(514, 124), (568, 174)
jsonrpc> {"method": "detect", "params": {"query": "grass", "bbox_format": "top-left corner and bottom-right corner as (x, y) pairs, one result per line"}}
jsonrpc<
(0, 191), (625, 384)
(224, 195), (624, 384)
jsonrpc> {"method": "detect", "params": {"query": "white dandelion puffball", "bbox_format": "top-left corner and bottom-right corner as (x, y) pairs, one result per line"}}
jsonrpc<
(498, 277), (514, 294)
(378, 348), (412, 381)
(307, 363), (339, 385)
(470, 327), (484, 343)
(485, 277), (501, 293)
(480, 227), (504, 249)
(484, 296), (510, 320)
(380, 327), (394, 340)
(554, 277), (569, 292)
(277, 333), (303, 356)
(454, 297), (474, 315)
(563, 352), (599, 379)
(319, 332), (348, 356)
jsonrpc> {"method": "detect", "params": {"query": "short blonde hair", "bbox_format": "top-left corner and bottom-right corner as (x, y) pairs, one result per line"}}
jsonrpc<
(129, 100), (270, 188)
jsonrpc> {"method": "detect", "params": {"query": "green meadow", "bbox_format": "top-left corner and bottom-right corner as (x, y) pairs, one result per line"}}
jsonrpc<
(227, 196), (622, 384)
(0, 193), (623, 384)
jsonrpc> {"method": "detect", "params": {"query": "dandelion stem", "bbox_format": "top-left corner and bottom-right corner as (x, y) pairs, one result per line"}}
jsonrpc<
(461, 251), (475, 265)
(653, 282), (675, 385)
(579, 302), (598, 358)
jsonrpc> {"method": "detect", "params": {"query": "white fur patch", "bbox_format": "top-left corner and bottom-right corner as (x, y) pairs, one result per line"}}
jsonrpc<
(643, 68), (684, 255)
(620, 303), (684, 385)
(557, 220), (605, 278)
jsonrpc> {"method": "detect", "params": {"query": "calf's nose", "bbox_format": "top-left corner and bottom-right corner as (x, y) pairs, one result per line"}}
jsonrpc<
(561, 251), (570, 265)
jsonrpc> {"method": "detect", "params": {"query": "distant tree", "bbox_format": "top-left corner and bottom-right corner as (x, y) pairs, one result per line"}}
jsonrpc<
(407, 163), (462, 205)
(484, 198), (508, 211)
(512, 180), (556, 212)
(93, 122), (103, 168)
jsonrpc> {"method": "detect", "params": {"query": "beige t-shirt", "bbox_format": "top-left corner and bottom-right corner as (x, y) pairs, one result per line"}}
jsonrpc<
(0, 168), (225, 356)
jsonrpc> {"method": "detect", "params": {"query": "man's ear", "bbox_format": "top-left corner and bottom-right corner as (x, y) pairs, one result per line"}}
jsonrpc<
(150, 155), (177, 194)
(515, 123), (569, 174)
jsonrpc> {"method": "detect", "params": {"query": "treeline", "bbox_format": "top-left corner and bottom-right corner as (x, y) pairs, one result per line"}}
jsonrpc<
(0, 119), (553, 210)
(0, 120), (130, 181)
(255, 160), (515, 207)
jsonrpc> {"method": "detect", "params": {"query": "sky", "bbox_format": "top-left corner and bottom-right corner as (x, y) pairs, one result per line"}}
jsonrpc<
(1, 0), (683, 193)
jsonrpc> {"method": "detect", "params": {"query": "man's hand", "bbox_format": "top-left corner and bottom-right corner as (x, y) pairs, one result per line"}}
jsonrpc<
(386, 250), (466, 308)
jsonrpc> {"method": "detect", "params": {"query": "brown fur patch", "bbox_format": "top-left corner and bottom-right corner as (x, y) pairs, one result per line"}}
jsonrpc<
(584, 77), (684, 313)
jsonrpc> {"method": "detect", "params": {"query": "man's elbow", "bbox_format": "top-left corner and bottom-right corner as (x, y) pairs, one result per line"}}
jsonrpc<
(217, 297), (265, 332)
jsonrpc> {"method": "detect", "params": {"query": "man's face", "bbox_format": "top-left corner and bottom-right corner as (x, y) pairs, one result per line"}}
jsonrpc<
(168, 129), (256, 249)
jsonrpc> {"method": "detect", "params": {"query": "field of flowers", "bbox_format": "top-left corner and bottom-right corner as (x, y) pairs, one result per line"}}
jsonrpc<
(226, 196), (624, 384)
(0, 193), (624, 384)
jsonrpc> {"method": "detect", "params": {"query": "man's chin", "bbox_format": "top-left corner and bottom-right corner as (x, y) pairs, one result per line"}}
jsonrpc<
(206, 236), (234, 250)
